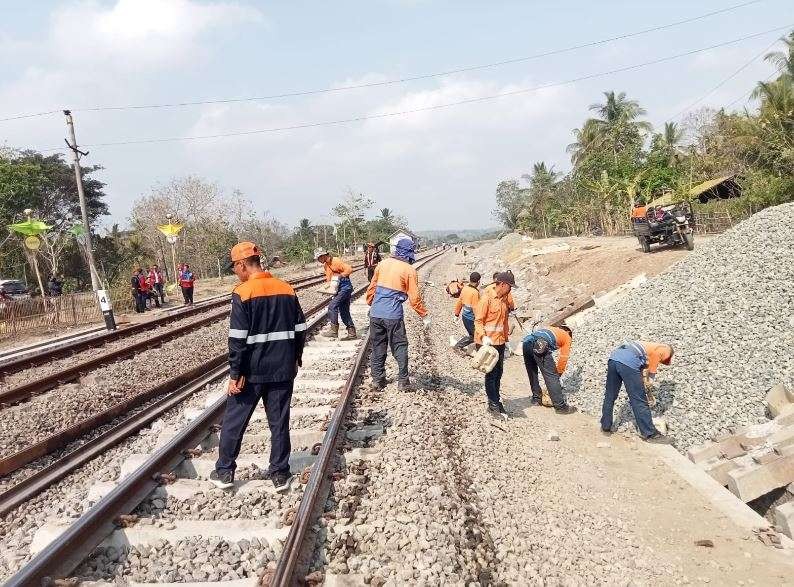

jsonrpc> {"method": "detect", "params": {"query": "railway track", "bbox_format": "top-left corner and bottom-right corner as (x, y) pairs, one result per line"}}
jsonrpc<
(3, 249), (444, 585)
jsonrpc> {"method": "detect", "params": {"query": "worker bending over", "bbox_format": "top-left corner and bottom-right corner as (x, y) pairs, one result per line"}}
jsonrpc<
(484, 271), (515, 310)
(474, 272), (515, 418)
(522, 325), (576, 414)
(601, 340), (674, 444)
(366, 238), (430, 391)
(211, 242), (306, 491)
(453, 272), (481, 353)
(315, 249), (356, 340)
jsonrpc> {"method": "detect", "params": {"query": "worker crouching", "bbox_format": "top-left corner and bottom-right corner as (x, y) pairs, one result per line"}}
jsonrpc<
(366, 238), (430, 392)
(601, 340), (674, 444)
(522, 325), (577, 414)
(315, 249), (356, 340)
(474, 271), (515, 418)
(453, 272), (481, 353)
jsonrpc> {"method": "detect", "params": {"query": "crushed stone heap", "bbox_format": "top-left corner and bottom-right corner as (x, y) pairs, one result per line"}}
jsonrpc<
(563, 202), (794, 449)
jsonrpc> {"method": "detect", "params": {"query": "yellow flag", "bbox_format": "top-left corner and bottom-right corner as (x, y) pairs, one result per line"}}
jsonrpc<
(157, 222), (184, 237)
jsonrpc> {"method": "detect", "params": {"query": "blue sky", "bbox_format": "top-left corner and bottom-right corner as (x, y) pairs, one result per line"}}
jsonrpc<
(1, 0), (792, 231)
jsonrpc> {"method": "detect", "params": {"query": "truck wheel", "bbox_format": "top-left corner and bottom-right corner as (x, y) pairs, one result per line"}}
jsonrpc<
(684, 232), (695, 251)
(639, 236), (651, 253)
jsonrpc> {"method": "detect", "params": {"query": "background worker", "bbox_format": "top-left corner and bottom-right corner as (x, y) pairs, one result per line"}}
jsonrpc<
(315, 249), (356, 340)
(521, 325), (576, 414)
(131, 267), (145, 313)
(179, 263), (195, 305)
(484, 271), (515, 311)
(364, 242), (382, 282)
(366, 237), (430, 391)
(601, 340), (674, 444)
(474, 272), (515, 418)
(211, 242), (306, 492)
(453, 271), (481, 353)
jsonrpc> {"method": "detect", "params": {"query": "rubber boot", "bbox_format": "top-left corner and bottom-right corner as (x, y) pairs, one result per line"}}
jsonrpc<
(320, 323), (339, 338)
(341, 325), (357, 340)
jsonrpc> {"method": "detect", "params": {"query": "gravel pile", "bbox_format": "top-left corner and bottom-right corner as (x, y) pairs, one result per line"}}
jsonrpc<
(563, 203), (794, 448)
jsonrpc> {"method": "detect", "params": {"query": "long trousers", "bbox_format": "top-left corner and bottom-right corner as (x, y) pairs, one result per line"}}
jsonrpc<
(153, 283), (165, 304)
(370, 316), (408, 382)
(327, 282), (353, 327)
(366, 267), (375, 282)
(181, 286), (194, 304)
(522, 339), (566, 408)
(216, 380), (293, 476)
(601, 359), (658, 438)
(454, 315), (475, 349)
(134, 292), (146, 313)
(477, 343), (505, 404)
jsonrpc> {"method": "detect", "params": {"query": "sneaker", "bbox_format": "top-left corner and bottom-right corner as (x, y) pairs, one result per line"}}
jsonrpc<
(554, 405), (577, 415)
(209, 469), (235, 489)
(397, 378), (414, 392)
(270, 471), (292, 492)
(487, 401), (509, 420)
(370, 378), (386, 392)
(644, 433), (674, 445)
(529, 397), (544, 407)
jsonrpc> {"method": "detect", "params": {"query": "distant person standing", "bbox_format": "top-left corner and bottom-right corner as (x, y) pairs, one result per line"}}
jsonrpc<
(148, 264), (165, 305)
(366, 238), (430, 391)
(364, 242), (382, 282)
(47, 275), (63, 297)
(179, 263), (195, 305)
(131, 268), (144, 313)
(210, 242), (306, 491)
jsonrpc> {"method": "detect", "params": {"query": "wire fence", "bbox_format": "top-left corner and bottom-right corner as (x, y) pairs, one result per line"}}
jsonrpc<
(0, 287), (136, 339)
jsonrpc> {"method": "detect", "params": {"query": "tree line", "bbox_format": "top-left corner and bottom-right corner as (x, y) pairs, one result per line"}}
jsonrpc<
(1, 151), (408, 295)
(493, 32), (794, 237)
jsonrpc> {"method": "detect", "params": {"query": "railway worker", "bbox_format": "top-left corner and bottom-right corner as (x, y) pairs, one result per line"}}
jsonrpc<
(366, 237), (430, 392)
(179, 263), (195, 305)
(453, 272), (481, 353)
(474, 271), (515, 418)
(600, 340), (674, 444)
(521, 325), (577, 414)
(210, 242), (306, 492)
(364, 242), (381, 282)
(315, 248), (356, 340)
(484, 271), (515, 311)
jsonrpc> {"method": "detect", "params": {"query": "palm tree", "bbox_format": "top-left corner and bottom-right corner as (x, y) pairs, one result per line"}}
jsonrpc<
(764, 31), (794, 81)
(566, 119), (601, 165)
(589, 91), (652, 131)
(659, 121), (685, 165)
(379, 208), (394, 224)
(522, 162), (560, 237)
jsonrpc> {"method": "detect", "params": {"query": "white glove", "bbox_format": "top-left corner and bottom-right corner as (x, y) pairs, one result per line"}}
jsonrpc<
(422, 315), (432, 329)
(482, 336), (493, 346)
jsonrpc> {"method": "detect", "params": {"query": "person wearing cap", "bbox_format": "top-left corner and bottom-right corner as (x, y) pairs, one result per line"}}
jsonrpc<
(521, 325), (576, 414)
(484, 271), (515, 311)
(364, 242), (382, 282)
(601, 341), (674, 444)
(210, 242), (307, 492)
(474, 271), (514, 417)
(453, 272), (481, 353)
(314, 248), (356, 340)
(366, 237), (430, 391)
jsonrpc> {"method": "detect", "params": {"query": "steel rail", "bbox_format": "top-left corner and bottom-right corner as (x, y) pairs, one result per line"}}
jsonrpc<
(272, 249), (445, 585)
(0, 277), (346, 585)
(2, 249), (444, 585)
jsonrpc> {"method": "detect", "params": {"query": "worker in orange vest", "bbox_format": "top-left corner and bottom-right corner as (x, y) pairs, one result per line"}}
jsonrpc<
(315, 248), (356, 340)
(522, 325), (576, 414)
(484, 271), (515, 311)
(474, 271), (515, 418)
(601, 341), (674, 444)
(453, 272), (480, 353)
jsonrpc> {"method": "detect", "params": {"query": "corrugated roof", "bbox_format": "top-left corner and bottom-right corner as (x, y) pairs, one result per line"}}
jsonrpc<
(689, 174), (735, 197)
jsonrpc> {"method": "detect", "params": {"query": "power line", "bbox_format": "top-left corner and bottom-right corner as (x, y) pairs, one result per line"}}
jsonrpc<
(0, 0), (766, 123)
(34, 23), (793, 152)
(667, 37), (780, 121)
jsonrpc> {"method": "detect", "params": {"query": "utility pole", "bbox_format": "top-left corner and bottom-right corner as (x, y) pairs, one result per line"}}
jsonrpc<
(64, 110), (116, 330)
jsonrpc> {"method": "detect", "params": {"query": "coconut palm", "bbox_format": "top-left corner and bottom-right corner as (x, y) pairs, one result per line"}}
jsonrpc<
(566, 119), (601, 165)
(765, 31), (794, 81)
(588, 91), (652, 133)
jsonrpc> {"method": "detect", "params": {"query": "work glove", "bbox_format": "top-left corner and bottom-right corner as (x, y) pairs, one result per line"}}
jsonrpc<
(422, 315), (432, 330)
(482, 336), (493, 346)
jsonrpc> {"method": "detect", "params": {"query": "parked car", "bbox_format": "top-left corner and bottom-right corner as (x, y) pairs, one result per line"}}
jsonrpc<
(0, 279), (31, 300)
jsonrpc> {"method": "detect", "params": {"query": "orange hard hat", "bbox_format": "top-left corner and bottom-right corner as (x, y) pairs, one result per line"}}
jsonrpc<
(230, 241), (261, 262)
